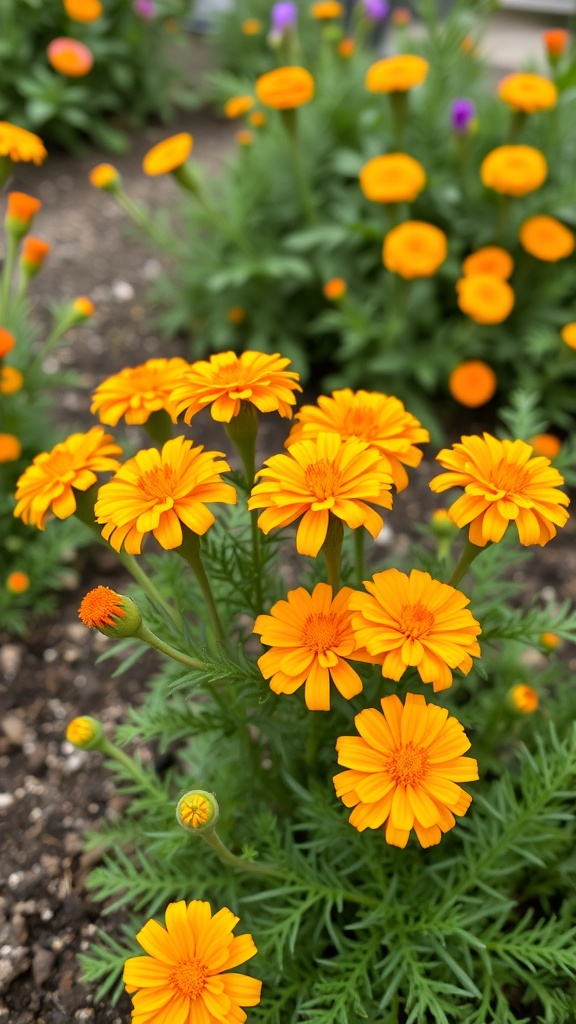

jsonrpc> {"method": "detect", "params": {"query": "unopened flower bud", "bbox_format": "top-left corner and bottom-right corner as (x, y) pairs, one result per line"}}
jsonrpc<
(71, 297), (95, 322)
(323, 277), (346, 300)
(6, 571), (29, 593)
(78, 586), (143, 638)
(89, 163), (121, 192)
(176, 790), (219, 832)
(430, 508), (457, 537)
(20, 237), (51, 276)
(540, 631), (561, 652)
(508, 684), (539, 714)
(65, 715), (105, 750)
(0, 328), (15, 358)
(5, 192), (41, 238)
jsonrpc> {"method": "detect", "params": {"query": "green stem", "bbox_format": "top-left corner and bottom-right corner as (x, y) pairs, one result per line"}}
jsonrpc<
(117, 551), (183, 631)
(200, 826), (278, 876)
(1, 232), (18, 320)
(173, 164), (256, 256)
(29, 321), (70, 375)
(389, 90), (408, 149)
(281, 108), (317, 224)
(354, 527), (365, 588)
(321, 513), (344, 591)
(176, 527), (229, 649)
(225, 403), (264, 612)
(115, 190), (184, 256)
(99, 738), (165, 799)
(447, 538), (485, 588)
(497, 195), (511, 244)
(135, 621), (206, 669)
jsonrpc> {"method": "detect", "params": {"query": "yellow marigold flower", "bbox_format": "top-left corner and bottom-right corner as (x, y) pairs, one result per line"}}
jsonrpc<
(21, 237), (51, 273)
(47, 37), (94, 76)
(540, 631), (560, 651)
(14, 427), (122, 530)
(65, 715), (103, 748)
(95, 436), (236, 554)
(510, 683), (539, 713)
(143, 133), (193, 176)
(242, 17), (262, 34)
(224, 95), (255, 119)
(334, 692), (479, 848)
(498, 72), (557, 113)
(287, 388), (429, 492)
(339, 38), (355, 58)
(456, 274), (514, 325)
(255, 66), (315, 110)
(366, 55), (429, 93)
(462, 246), (514, 280)
(0, 433), (22, 462)
(323, 277), (346, 300)
(519, 215), (575, 262)
(561, 322), (576, 349)
(449, 360), (497, 408)
(383, 220), (447, 279)
(123, 900), (262, 1022)
(430, 432), (570, 547)
(543, 29), (569, 58)
(89, 163), (119, 190)
(480, 145), (547, 197)
(311, 1), (344, 18)
(0, 366), (24, 394)
(530, 433), (561, 459)
(6, 571), (29, 594)
(254, 583), (369, 711)
(248, 433), (394, 556)
(0, 329), (15, 358)
(0, 122), (46, 165)
(249, 110), (266, 127)
(63, 0), (103, 21)
(350, 568), (481, 691)
(6, 192), (41, 229)
(90, 358), (188, 427)
(78, 586), (142, 637)
(236, 129), (254, 146)
(360, 153), (426, 204)
(173, 350), (301, 424)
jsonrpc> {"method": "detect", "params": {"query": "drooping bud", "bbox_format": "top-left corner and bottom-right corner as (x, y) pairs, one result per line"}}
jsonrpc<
(78, 585), (143, 638)
(176, 790), (219, 833)
(65, 715), (105, 750)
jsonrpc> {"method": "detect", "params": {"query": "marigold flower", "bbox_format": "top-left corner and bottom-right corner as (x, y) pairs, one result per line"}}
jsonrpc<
(323, 277), (346, 300)
(287, 388), (429, 492)
(123, 900), (262, 1022)
(0, 433), (22, 462)
(366, 55), (429, 93)
(0, 122), (46, 165)
(0, 366), (23, 394)
(47, 38), (94, 76)
(510, 684), (539, 713)
(360, 153), (426, 204)
(224, 95), (255, 119)
(95, 436), (236, 554)
(498, 73), (557, 114)
(242, 18), (262, 34)
(311, 1), (344, 17)
(63, 0), (103, 21)
(177, 790), (219, 831)
(21, 237), (51, 273)
(143, 133), (193, 176)
(383, 220), (447, 279)
(6, 192), (41, 230)
(248, 433), (394, 556)
(338, 38), (355, 58)
(65, 715), (104, 749)
(540, 631), (560, 651)
(543, 29), (569, 58)
(79, 586), (143, 637)
(236, 129), (254, 146)
(460, 35), (475, 54)
(530, 433), (561, 459)
(519, 215), (575, 262)
(561, 323), (576, 349)
(227, 307), (246, 324)
(334, 692), (478, 848)
(89, 163), (120, 190)
(462, 246), (514, 280)
(6, 571), (29, 594)
(249, 110), (266, 127)
(71, 296), (94, 320)
(456, 274), (514, 325)
(254, 583), (369, 711)
(350, 568), (481, 691)
(256, 66), (315, 110)
(173, 350), (301, 424)
(449, 361), (497, 408)
(0, 328), (15, 358)
(430, 432), (570, 547)
(480, 145), (547, 197)
(90, 358), (188, 427)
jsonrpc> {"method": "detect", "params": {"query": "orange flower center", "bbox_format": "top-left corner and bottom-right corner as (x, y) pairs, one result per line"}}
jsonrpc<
(301, 611), (344, 652)
(347, 408), (377, 439)
(171, 957), (208, 999)
(489, 458), (529, 494)
(387, 742), (428, 785)
(79, 586), (125, 628)
(47, 451), (77, 479)
(138, 465), (177, 501)
(304, 458), (341, 498)
(398, 601), (435, 638)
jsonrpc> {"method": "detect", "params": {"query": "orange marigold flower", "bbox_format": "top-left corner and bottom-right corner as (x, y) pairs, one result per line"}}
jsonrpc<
(430, 432), (570, 547)
(287, 388), (429, 492)
(14, 427), (122, 530)
(123, 900), (262, 1023)
(334, 692), (479, 848)
(224, 95), (255, 119)
(6, 192), (41, 227)
(311, 1), (344, 17)
(0, 328), (15, 358)
(0, 366), (23, 394)
(254, 583), (368, 711)
(236, 129), (254, 146)
(227, 306), (246, 324)
(462, 246), (514, 280)
(242, 18), (262, 34)
(498, 72), (557, 113)
(47, 37), (94, 76)
(0, 433), (22, 462)
(480, 145), (547, 197)
(510, 683), (539, 713)
(350, 568), (481, 691)
(530, 433), (561, 459)
(249, 110), (266, 127)
(172, 350), (301, 424)
(456, 274), (514, 324)
(383, 220), (447, 279)
(323, 277), (346, 300)
(63, 0), (103, 21)
(543, 29), (569, 58)
(338, 38), (355, 58)
(0, 122), (46, 165)
(561, 322), (576, 349)
(449, 360), (497, 408)
(360, 153), (426, 204)
(79, 585), (142, 637)
(256, 66), (315, 109)
(21, 237), (51, 272)
(90, 358), (189, 427)
(89, 163), (120, 190)
(6, 571), (29, 594)
(95, 436), (236, 554)
(519, 215), (575, 262)
(366, 55), (429, 93)
(248, 433), (394, 556)
(143, 133), (193, 176)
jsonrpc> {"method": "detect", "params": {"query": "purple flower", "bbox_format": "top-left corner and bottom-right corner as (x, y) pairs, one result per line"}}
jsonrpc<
(133, 0), (155, 19)
(362, 0), (390, 20)
(451, 98), (476, 133)
(271, 1), (298, 33)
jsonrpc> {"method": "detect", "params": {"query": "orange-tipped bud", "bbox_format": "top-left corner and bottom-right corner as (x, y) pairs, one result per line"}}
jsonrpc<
(227, 306), (246, 325)
(540, 631), (561, 652)
(6, 571), (29, 593)
(0, 328), (15, 358)
(508, 684), (539, 714)
(249, 111), (266, 127)
(323, 277), (347, 300)
(242, 18), (262, 34)
(71, 296), (95, 321)
(176, 790), (219, 832)
(392, 7), (411, 24)
(543, 29), (569, 58)
(6, 192), (41, 236)
(338, 38), (355, 58)
(235, 129), (254, 147)
(78, 585), (142, 638)
(530, 433), (561, 459)
(65, 715), (105, 750)
(430, 508), (457, 538)
(0, 433), (22, 462)
(21, 237), (51, 274)
(89, 163), (120, 191)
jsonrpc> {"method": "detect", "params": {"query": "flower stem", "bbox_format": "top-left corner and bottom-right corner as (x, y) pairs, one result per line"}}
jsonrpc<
(322, 514), (344, 591)
(225, 403), (264, 612)
(173, 164), (256, 256)
(117, 551), (183, 631)
(176, 527), (229, 650)
(199, 826), (278, 877)
(447, 538), (485, 588)
(134, 621), (205, 669)
(99, 738), (165, 799)
(281, 108), (317, 224)
(354, 527), (365, 588)
(1, 231), (18, 320)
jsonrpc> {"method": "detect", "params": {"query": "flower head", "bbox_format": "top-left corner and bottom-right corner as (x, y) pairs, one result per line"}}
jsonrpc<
(172, 350), (301, 424)
(79, 586), (143, 637)
(123, 900), (261, 1023)
(95, 436), (236, 554)
(338, 37), (355, 58)
(248, 433), (394, 556)
(177, 790), (219, 831)
(47, 38), (94, 76)
(360, 153), (426, 204)
(383, 220), (447, 279)
(456, 274), (515, 324)
(449, 361), (497, 408)
(0, 329), (15, 358)
(519, 215), (575, 262)
(0, 433), (22, 462)
(0, 122), (46, 165)
(65, 715), (104, 749)
(366, 55), (429, 93)
(392, 7), (411, 23)
(430, 432), (570, 547)
(287, 388), (428, 491)
(323, 278), (346, 300)
(14, 427), (122, 530)
(242, 18), (262, 34)
(0, 366), (23, 394)
(543, 29), (569, 58)
(21, 237), (51, 274)
(540, 631), (560, 651)
(63, 0), (103, 21)
(530, 433), (561, 459)
(481, 145), (547, 197)
(6, 571), (29, 594)
(510, 684), (539, 713)
(561, 323), (576, 349)
(134, 0), (155, 18)
(362, 0), (389, 20)
(256, 66), (314, 109)
(451, 98), (475, 133)
(462, 246), (514, 280)
(498, 72), (557, 113)
(350, 568), (481, 691)
(143, 133), (193, 176)
(254, 583), (370, 711)
(71, 297), (94, 321)
(334, 692), (478, 847)
(224, 95), (255, 119)
(271, 2), (298, 32)
(311, 1), (343, 17)
(6, 192), (41, 232)
(91, 358), (188, 427)
(89, 163), (120, 190)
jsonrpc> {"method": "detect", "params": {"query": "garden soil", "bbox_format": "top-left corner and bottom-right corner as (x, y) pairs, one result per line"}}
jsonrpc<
(2, 71), (576, 1024)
